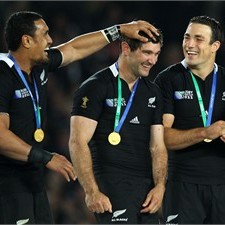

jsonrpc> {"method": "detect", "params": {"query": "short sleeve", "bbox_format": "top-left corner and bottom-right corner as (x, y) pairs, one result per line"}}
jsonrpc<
(71, 75), (107, 121)
(0, 62), (14, 113)
(155, 71), (175, 115)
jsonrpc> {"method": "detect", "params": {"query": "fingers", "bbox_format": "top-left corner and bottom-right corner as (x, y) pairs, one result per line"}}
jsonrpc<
(86, 193), (112, 214)
(56, 155), (76, 182)
(220, 135), (225, 142)
(121, 20), (160, 43)
(140, 192), (160, 214)
(94, 200), (112, 214)
(135, 20), (160, 42)
(63, 162), (77, 181)
(46, 154), (77, 182)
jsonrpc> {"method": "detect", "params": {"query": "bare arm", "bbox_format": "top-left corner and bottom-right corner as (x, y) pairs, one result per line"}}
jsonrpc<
(0, 114), (76, 182)
(141, 124), (167, 214)
(150, 125), (168, 188)
(163, 113), (225, 150)
(57, 20), (159, 66)
(69, 116), (112, 213)
(0, 114), (30, 161)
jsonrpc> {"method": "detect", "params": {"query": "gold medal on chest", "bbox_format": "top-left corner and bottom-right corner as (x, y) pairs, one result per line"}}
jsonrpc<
(108, 132), (121, 145)
(34, 128), (45, 142)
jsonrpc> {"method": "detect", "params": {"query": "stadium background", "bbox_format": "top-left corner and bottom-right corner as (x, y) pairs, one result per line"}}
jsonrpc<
(0, 1), (225, 223)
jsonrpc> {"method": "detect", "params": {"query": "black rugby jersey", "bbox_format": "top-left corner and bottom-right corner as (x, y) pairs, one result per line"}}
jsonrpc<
(155, 61), (225, 184)
(0, 49), (62, 193)
(71, 62), (163, 178)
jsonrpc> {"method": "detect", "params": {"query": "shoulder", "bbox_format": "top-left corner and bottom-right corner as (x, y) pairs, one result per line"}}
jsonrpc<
(218, 65), (225, 74)
(77, 66), (115, 97)
(0, 58), (15, 80)
(157, 63), (185, 78)
(142, 78), (162, 94)
(154, 62), (186, 86)
(81, 66), (114, 87)
(44, 48), (62, 71)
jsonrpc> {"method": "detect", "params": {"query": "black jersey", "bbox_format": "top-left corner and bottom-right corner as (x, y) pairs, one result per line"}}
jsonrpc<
(155, 61), (225, 184)
(0, 49), (62, 193)
(71, 63), (163, 178)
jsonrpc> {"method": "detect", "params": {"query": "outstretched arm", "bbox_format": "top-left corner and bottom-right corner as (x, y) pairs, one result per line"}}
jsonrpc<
(57, 20), (159, 66)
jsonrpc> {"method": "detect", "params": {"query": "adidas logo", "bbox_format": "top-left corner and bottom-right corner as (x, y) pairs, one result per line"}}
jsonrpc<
(130, 116), (140, 124)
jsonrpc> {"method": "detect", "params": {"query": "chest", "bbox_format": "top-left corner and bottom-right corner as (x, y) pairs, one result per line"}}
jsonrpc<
(172, 73), (225, 122)
(9, 68), (48, 117)
(103, 81), (159, 125)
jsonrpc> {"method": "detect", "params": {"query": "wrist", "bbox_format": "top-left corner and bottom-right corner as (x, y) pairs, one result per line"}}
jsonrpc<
(84, 184), (99, 195)
(28, 147), (53, 165)
(102, 25), (121, 43)
(199, 127), (208, 140)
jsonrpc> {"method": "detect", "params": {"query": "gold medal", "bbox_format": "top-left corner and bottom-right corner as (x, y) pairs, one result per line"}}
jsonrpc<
(108, 132), (121, 145)
(204, 139), (212, 143)
(34, 129), (45, 142)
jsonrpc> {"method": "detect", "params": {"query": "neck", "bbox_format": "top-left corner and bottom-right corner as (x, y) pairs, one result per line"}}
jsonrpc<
(117, 59), (139, 91)
(10, 51), (32, 75)
(189, 64), (214, 80)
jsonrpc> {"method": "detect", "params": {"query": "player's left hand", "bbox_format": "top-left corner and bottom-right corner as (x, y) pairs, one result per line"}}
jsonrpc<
(140, 183), (165, 214)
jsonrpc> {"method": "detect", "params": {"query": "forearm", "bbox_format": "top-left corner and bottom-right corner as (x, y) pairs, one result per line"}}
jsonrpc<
(0, 129), (31, 161)
(151, 146), (168, 187)
(69, 141), (99, 194)
(58, 20), (159, 66)
(165, 127), (206, 150)
(58, 31), (108, 66)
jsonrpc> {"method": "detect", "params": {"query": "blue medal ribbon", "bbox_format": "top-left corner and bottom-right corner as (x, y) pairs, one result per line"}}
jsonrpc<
(8, 54), (42, 130)
(189, 64), (218, 127)
(114, 62), (139, 133)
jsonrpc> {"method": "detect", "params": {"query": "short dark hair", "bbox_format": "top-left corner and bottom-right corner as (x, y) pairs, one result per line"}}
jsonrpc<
(189, 15), (224, 44)
(119, 29), (163, 52)
(4, 11), (43, 51)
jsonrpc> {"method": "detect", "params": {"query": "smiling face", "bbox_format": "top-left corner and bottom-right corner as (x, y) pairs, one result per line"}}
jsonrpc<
(182, 23), (218, 70)
(127, 41), (161, 78)
(28, 19), (53, 65)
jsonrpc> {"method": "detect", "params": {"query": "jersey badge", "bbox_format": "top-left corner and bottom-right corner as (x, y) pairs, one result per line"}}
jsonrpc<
(14, 88), (30, 99)
(174, 90), (193, 100)
(81, 96), (89, 108)
(148, 97), (156, 108)
(111, 209), (128, 222)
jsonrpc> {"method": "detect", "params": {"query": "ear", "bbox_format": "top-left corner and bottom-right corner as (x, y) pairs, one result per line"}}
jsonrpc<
(211, 41), (220, 53)
(121, 41), (130, 55)
(21, 35), (32, 49)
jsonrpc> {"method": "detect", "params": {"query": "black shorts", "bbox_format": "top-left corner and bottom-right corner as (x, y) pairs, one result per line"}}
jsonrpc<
(162, 180), (225, 224)
(0, 190), (54, 224)
(95, 174), (160, 224)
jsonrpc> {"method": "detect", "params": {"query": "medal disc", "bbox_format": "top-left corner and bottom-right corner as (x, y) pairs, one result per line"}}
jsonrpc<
(34, 129), (45, 142)
(108, 132), (121, 145)
(204, 138), (212, 143)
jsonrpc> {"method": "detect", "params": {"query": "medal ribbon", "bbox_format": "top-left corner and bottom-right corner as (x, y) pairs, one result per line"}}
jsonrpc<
(8, 54), (42, 130)
(114, 62), (139, 133)
(189, 64), (218, 127)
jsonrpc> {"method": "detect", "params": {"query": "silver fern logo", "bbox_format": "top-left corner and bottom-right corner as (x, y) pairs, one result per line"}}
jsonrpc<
(166, 214), (178, 224)
(16, 219), (29, 225)
(40, 70), (48, 86)
(111, 209), (128, 222)
(148, 97), (156, 108)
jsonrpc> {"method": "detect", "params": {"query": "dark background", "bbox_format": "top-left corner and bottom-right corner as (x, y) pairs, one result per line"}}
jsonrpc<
(0, 1), (225, 223)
